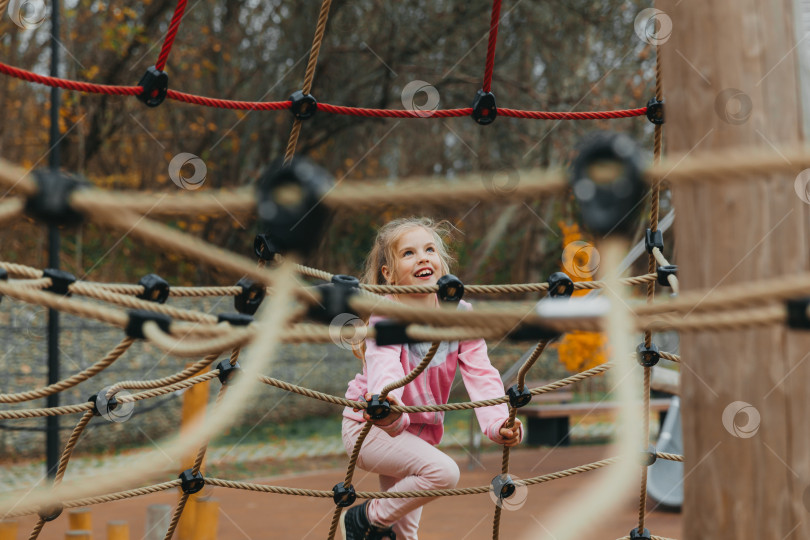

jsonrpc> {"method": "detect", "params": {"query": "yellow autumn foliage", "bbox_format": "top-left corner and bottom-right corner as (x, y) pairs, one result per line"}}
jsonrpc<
(554, 221), (608, 373)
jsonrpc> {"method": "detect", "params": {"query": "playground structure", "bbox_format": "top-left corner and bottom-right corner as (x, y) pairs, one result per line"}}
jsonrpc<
(1, 0), (809, 539)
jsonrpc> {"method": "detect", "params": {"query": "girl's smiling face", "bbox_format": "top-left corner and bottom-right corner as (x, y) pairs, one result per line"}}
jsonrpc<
(382, 226), (443, 287)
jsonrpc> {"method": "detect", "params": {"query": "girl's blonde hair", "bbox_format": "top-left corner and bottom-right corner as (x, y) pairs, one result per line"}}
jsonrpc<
(352, 217), (456, 362)
(361, 217), (455, 286)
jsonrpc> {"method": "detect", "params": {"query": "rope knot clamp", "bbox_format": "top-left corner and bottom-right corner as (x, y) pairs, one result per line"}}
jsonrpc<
(137, 273), (170, 303)
(640, 445), (657, 466)
(645, 228), (664, 254)
(136, 66), (169, 107)
(125, 310), (172, 339)
(629, 527), (652, 540)
(217, 312), (254, 326)
(25, 169), (89, 227)
(365, 394), (391, 420)
(332, 482), (357, 507)
(636, 342), (660, 367)
(38, 504), (63, 522)
(256, 157), (334, 256)
(178, 469), (205, 494)
(308, 282), (359, 323)
(437, 274), (464, 303)
(235, 277), (266, 315)
(786, 298), (810, 329)
(87, 393), (105, 416)
(571, 132), (645, 237)
(471, 89), (497, 125)
(289, 90), (318, 120)
(656, 265), (677, 287)
(506, 384), (532, 408)
(215, 359), (241, 385)
(491, 474), (516, 499)
(373, 320), (416, 346)
(547, 272), (574, 298)
(254, 234), (278, 261)
(0, 268), (6, 305)
(43, 268), (76, 296)
(645, 97), (665, 125)
(331, 274), (360, 289)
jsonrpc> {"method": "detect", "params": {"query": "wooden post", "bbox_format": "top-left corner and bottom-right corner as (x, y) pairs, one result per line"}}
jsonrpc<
(145, 504), (172, 540)
(65, 532), (91, 540)
(0, 520), (18, 540)
(177, 363), (210, 540)
(660, 0), (810, 538)
(106, 521), (129, 540)
(193, 499), (219, 540)
(68, 509), (92, 532)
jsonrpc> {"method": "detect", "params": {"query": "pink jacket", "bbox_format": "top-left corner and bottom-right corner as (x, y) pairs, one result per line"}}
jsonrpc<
(343, 299), (520, 446)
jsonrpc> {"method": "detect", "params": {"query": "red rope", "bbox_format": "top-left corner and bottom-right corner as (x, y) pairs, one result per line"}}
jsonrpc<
(0, 61), (648, 120)
(482, 0), (502, 93)
(155, 0), (188, 72)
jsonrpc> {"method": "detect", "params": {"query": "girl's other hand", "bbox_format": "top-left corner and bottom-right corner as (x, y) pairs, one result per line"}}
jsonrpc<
(353, 393), (403, 427)
(499, 418), (522, 447)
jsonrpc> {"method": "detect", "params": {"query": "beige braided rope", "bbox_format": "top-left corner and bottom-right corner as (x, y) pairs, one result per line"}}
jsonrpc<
(142, 321), (254, 357)
(26, 520), (45, 540)
(170, 285), (242, 297)
(106, 352), (220, 397)
(163, 493), (189, 540)
(656, 452), (684, 462)
(640, 305), (785, 332)
(12, 278), (51, 289)
(116, 371), (220, 404)
(0, 338), (134, 403)
(69, 282), (219, 324)
(0, 402), (94, 420)
(53, 411), (95, 485)
(659, 351), (680, 363)
(0, 262), (42, 279)
(71, 189), (254, 219)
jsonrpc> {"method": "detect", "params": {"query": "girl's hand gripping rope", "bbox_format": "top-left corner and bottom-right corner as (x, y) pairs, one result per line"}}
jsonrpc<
(354, 392), (403, 427)
(499, 418), (523, 447)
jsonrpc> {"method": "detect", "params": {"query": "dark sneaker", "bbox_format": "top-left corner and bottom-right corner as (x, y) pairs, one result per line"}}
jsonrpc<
(339, 501), (397, 540)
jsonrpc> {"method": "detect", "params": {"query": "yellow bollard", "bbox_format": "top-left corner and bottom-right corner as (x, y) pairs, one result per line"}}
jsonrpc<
(177, 362), (210, 540)
(68, 508), (92, 531)
(106, 521), (129, 540)
(65, 531), (91, 540)
(0, 520), (18, 540)
(193, 499), (219, 540)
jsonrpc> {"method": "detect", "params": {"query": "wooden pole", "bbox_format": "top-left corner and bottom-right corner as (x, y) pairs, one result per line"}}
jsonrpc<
(106, 521), (129, 540)
(68, 509), (92, 531)
(193, 499), (219, 540)
(145, 504), (172, 540)
(659, 0), (810, 538)
(0, 520), (18, 540)
(65, 532), (91, 540)
(177, 363), (210, 540)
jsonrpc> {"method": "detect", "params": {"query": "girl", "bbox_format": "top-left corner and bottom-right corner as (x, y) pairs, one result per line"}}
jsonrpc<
(340, 217), (523, 540)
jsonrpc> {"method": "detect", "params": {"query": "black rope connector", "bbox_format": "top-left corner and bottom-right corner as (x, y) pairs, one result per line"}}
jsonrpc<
(491, 474), (516, 499)
(636, 342), (660, 368)
(256, 157), (334, 256)
(217, 313), (254, 326)
(137, 66), (169, 107)
(137, 273), (170, 304)
(640, 445), (657, 467)
(365, 394), (391, 420)
(437, 274), (464, 303)
(471, 89), (497, 125)
(786, 298), (810, 329)
(506, 384), (532, 408)
(547, 272), (574, 298)
(25, 169), (89, 227)
(645, 97), (665, 125)
(215, 359), (241, 385)
(332, 482), (357, 507)
(87, 393), (103, 416)
(308, 282), (359, 323)
(125, 310), (171, 340)
(178, 469), (205, 494)
(234, 277), (266, 315)
(570, 132), (646, 237)
(507, 324), (561, 342)
(629, 527), (652, 540)
(645, 228), (664, 254)
(254, 234), (278, 261)
(373, 319), (415, 346)
(290, 90), (318, 120)
(656, 265), (677, 287)
(331, 274), (360, 289)
(0, 267), (7, 305)
(43, 268), (76, 296)
(38, 504), (63, 522)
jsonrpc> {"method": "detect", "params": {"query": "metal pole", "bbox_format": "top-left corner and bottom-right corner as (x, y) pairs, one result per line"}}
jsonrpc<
(46, 0), (62, 479)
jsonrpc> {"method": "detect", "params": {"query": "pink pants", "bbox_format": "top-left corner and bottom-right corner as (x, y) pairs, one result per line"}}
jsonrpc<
(341, 418), (460, 540)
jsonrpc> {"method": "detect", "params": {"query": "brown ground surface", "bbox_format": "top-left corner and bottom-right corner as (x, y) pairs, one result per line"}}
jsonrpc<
(12, 444), (681, 540)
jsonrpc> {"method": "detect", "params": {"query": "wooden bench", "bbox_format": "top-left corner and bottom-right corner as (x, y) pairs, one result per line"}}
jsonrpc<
(519, 398), (672, 446)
